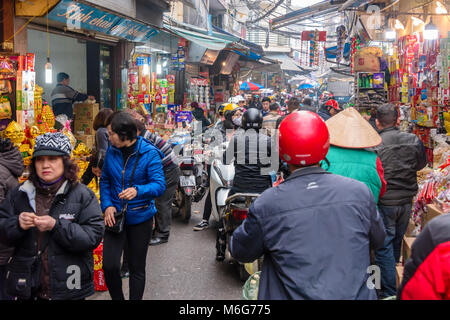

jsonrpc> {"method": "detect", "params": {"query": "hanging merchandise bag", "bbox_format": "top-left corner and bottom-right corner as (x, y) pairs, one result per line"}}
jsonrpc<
(0, 95), (12, 119)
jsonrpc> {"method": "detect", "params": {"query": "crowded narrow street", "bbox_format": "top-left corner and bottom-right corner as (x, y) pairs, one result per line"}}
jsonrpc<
(89, 199), (243, 300)
(1, 0), (450, 308)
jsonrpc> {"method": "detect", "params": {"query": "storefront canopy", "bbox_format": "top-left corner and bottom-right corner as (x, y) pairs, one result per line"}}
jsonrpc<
(212, 25), (264, 60)
(264, 53), (303, 73)
(164, 24), (232, 51)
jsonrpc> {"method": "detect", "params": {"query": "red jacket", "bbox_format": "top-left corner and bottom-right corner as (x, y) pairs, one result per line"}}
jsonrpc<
(399, 213), (450, 300)
(376, 157), (387, 199)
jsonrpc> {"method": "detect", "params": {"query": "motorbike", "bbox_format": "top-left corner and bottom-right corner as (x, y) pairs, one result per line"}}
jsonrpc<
(172, 137), (209, 222)
(221, 193), (262, 281)
(208, 141), (235, 225)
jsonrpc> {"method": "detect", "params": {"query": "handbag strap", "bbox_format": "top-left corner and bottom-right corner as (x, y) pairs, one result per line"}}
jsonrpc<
(122, 152), (141, 212)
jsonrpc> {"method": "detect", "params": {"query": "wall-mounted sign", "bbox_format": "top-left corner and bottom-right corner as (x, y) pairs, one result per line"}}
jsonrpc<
(48, 0), (158, 42)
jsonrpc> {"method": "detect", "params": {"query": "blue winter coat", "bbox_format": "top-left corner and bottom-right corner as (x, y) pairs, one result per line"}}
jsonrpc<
(229, 166), (386, 300)
(100, 136), (166, 225)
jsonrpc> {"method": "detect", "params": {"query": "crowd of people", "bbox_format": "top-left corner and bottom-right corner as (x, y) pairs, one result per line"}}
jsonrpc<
(0, 78), (446, 300)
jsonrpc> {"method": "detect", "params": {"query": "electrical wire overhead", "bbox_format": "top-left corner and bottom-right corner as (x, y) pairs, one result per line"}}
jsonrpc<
(245, 0), (285, 24)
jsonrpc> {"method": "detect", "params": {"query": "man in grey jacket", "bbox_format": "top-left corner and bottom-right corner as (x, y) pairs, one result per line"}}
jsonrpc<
(230, 111), (386, 300)
(374, 104), (428, 298)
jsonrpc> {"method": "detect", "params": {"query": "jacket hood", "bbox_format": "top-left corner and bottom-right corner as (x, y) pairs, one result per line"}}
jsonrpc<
(0, 147), (24, 177)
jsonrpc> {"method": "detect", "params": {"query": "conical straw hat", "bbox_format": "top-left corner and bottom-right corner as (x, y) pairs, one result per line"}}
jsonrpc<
(325, 107), (382, 149)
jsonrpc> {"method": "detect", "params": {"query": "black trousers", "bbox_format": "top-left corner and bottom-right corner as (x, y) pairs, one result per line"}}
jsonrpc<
(202, 165), (212, 221)
(103, 219), (152, 300)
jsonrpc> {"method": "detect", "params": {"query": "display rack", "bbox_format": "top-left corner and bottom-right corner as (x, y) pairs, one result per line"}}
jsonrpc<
(355, 72), (388, 109)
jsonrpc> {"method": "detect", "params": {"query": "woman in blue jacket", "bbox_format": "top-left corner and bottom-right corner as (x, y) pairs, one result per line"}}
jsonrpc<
(100, 111), (165, 300)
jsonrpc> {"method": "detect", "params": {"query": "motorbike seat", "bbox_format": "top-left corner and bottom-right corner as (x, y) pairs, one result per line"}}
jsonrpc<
(232, 196), (247, 203)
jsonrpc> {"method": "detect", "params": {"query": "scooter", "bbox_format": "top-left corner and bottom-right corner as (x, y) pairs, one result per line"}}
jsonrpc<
(172, 139), (208, 222)
(221, 193), (262, 281)
(208, 141), (235, 225)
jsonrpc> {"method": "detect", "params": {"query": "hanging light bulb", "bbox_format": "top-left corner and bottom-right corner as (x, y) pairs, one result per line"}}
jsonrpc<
(424, 18), (439, 40)
(45, 57), (52, 84)
(394, 19), (404, 30)
(436, 1), (448, 14)
(411, 16), (425, 27)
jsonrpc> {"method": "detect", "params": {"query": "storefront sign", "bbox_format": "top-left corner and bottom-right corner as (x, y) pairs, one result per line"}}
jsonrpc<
(109, 19), (158, 41)
(48, 0), (158, 42)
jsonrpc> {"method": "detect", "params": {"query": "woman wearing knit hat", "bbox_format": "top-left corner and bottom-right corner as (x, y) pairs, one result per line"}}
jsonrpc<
(0, 132), (104, 300)
(321, 107), (387, 204)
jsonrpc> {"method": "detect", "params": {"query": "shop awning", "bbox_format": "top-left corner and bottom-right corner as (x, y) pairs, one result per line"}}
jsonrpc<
(164, 24), (232, 51)
(264, 53), (303, 73)
(212, 25), (264, 58)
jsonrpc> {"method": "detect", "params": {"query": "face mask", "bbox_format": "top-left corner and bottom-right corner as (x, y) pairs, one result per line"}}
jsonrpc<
(232, 116), (242, 127)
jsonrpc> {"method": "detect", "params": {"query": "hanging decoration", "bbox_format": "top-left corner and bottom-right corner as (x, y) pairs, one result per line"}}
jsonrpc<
(336, 25), (347, 65)
(301, 30), (327, 68)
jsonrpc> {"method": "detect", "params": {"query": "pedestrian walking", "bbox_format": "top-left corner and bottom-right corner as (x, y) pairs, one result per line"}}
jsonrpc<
(100, 111), (165, 300)
(81, 108), (113, 185)
(262, 103), (281, 136)
(135, 120), (180, 245)
(0, 138), (24, 300)
(373, 103), (428, 299)
(322, 107), (387, 203)
(261, 97), (271, 117)
(300, 97), (316, 113)
(230, 111), (386, 299)
(0, 132), (104, 300)
(275, 97), (300, 129)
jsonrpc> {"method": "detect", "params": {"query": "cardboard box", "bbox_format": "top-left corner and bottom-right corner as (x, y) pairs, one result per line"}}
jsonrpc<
(402, 236), (415, 263)
(75, 134), (95, 150)
(405, 219), (417, 237)
(396, 265), (404, 288)
(74, 119), (94, 135)
(423, 204), (446, 228)
(74, 103), (99, 121)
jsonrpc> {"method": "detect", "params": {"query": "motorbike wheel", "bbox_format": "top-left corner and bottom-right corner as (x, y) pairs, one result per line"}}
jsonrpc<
(181, 194), (192, 223)
(172, 188), (182, 218)
(238, 264), (250, 282)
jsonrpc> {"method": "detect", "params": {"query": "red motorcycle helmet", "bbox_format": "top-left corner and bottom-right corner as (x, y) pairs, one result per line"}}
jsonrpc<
(278, 111), (330, 166)
(325, 99), (340, 110)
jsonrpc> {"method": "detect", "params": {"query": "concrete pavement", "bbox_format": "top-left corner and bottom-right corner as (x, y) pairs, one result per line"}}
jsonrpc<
(88, 197), (244, 300)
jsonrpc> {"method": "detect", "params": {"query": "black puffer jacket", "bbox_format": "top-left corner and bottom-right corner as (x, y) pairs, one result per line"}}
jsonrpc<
(375, 127), (427, 206)
(223, 129), (273, 193)
(0, 180), (104, 300)
(0, 147), (24, 265)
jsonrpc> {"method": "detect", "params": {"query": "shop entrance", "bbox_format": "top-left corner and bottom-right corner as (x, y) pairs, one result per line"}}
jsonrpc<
(27, 28), (115, 109)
